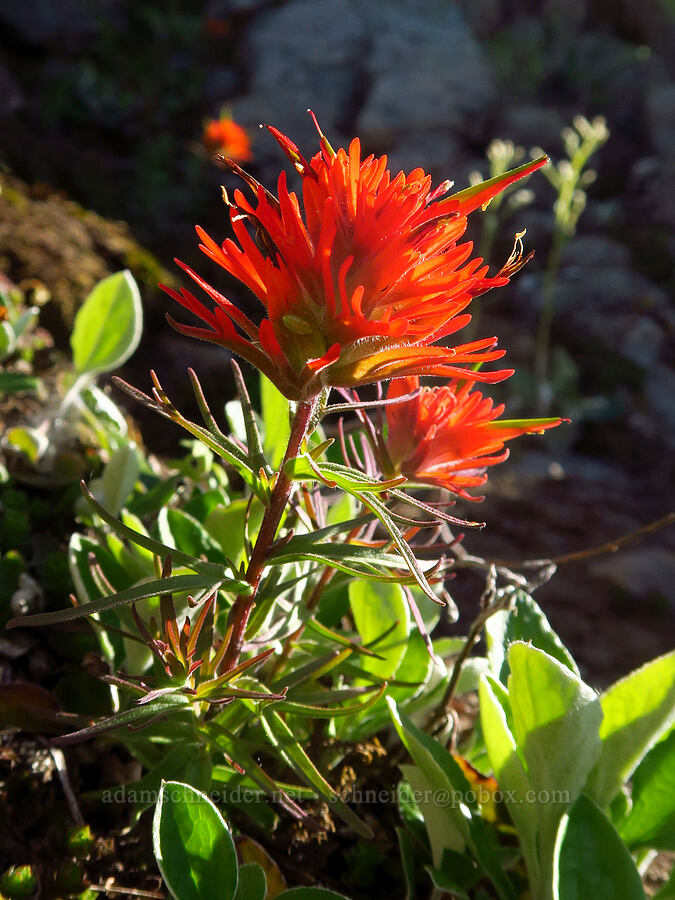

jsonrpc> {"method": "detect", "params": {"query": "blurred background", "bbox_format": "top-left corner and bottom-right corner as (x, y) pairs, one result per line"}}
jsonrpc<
(0, 0), (673, 682)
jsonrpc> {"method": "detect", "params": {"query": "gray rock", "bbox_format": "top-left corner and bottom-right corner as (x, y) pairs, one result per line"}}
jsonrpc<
(498, 105), (564, 154)
(356, 0), (494, 145)
(206, 0), (269, 13)
(646, 82), (675, 158)
(0, 63), (24, 117)
(232, 0), (493, 181)
(203, 66), (240, 103)
(0, 0), (121, 48)
(644, 364), (675, 447)
(629, 155), (675, 229)
(234, 0), (368, 158)
(555, 266), (669, 369)
(561, 236), (632, 272)
(590, 547), (675, 608)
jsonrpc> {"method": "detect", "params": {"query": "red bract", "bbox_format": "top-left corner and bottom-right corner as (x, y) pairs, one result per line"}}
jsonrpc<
(380, 376), (563, 500)
(162, 115), (547, 399)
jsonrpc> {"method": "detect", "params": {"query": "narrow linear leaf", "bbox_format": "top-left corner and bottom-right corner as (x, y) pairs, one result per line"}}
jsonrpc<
(8, 573), (223, 628)
(260, 709), (373, 838)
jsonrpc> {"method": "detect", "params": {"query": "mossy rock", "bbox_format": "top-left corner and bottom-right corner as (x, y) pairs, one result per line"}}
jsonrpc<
(0, 171), (175, 346)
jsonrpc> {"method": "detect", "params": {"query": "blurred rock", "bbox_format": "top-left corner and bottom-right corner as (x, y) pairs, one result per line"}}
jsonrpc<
(498, 105), (564, 153)
(629, 155), (675, 229)
(0, 0), (121, 48)
(0, 63), (24, 117)
(646, 82), (675, 157)
(203, 66), (240, 103)
(560, 235), (631, 271)
(232, 0), (493, 181)
(356, 0), (494, 146)
(556, 264), (670, 369)
(644, 364), (675, 448)
(232, 0), (367, 164)
(590, 547), (675, 609)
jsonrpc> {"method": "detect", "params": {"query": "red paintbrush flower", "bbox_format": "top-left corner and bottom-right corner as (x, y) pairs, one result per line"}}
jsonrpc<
(378, 376), (563, 500)
(163, 113), (547, 399)
(202, 115), (252, 162)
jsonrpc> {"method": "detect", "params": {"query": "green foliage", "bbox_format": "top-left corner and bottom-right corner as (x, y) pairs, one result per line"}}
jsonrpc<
(4, 264), (671, 899)
(71, 270), (142, 375)
(1, 271), (140, 481)
(153, 781), (239, 900)
(153, 781), (350, 900)
(556, 795), (645, 899)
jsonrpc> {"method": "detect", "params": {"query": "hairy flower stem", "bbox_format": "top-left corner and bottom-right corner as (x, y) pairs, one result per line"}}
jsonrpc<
(219, 397), (318, 673)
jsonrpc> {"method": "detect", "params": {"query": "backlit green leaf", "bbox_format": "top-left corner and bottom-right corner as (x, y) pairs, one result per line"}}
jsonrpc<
(556, 794), (645, 900)
(153, 780), (238, 900)
(585, 650), (675, 809)
(620, 727), (675, 850)
(71, 271), (142, 374)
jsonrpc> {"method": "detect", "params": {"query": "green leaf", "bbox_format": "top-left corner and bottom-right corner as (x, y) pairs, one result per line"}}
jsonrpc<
(507, 643), (602, 899)
(585, 650), (675, 809)
(479, 674), (538, 886)
(153, 780), (238, 900)
(259, 708), (373, 838)
(54, 692), (191, 745)
(204, 500), (265, 568)
(388, 698), (517, 900)
(400, 763), (465, 862)
(8, 572), (223, 628)
(101, 443), (140, 516)
(620, 727), (675, 850)
(396, 825), (416, 900)
(486, 589), (578, 682)
(157, 507), (228, 566)
(233, 864), (266, 900)
(71, 271), (142, 374)
(0, 372), (42, 393)
(349, 581), (409, 680)
(260, 372), (291, 468)
(276, 889), (351, 899)
(0, 320), (16, 359)
(5, 426), (48, 462)
(555, 794), (645, 900)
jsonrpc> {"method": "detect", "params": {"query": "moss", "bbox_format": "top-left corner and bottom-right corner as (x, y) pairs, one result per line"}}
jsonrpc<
(0, 172), (174, 344)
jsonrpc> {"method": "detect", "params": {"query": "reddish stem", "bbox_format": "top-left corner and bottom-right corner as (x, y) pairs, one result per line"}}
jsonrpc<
(219, 397), (317, 673)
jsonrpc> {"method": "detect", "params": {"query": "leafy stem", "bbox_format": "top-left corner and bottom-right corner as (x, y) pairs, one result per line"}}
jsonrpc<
(219, 395), (319, 673)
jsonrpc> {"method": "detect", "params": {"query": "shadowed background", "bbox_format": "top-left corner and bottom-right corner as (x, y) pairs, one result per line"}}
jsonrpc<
(1, 0), (673, 681)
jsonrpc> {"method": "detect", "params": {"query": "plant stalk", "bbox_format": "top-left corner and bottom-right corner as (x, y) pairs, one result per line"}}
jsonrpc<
(219, 396), (318, 673)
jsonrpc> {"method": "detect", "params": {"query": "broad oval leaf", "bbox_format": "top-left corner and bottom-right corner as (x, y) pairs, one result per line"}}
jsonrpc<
(585, 649), (675, 809)
(349, 581), (409, 680)
(486, 589), (578, 682)
(233, 864), (266, 900)
(507, 643), (602, 898)
(619, 727), (675, 851)
(71, 270), (142, 374)
(101, 442), (140, 516)
(153, 780), (238, 900)
(555, 794), (645, 900)
(479, 674), (538, 885)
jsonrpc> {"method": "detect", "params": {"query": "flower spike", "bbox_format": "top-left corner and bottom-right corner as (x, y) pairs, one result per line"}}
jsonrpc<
(162, 114), (547, 400)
